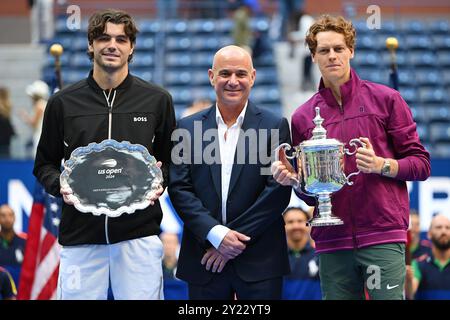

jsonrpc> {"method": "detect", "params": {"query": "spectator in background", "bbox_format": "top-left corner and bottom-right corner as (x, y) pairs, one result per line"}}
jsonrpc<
(161, 232), (180, 280)
(232, 2), (253, 54)
(0, 266), (17, 300)
(278, 0), (305, 40)
(20, 80), (49, 157)
(282, 206), (321, 300)
(287, 10), (316, 91)
(410, 210), (432, 261)
(29, 0), (54, 44)
(0, 87), (15, 159)
(0, 204), (26, 287)
(181, 98), (212, 118)
(407, 214), (450, 300)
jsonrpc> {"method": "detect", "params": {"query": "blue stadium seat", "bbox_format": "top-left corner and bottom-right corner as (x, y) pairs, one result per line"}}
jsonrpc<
(164, 20), (188, 34)
(250, 86), (280, 104)
(191, 36), (220, 51)
(63, 70), (89, 84)
(132, 52), (154, 67)
(191, 53), (213, 67)
(429, 20), (450, 35)
(409, 106), (428, 124)
(136, 36), (155, 50)
(433, 143), (450, 158)
(357, 35), (377, 50)
(399, 87), (419, 104)
(427, 105), (450, 123)
(255, 68), (278, 85)
(191, 71), (210, 85)
(188, 19), (216, 33)
(378, 20), (397, 36)
(353, 51), (380, 67)
(166, 52), (191, 67)
(131, 69), (152, 82)
(429, 123), (450, 142)
(353, 19), (370, 35)
(216, 19), (233, 34)
(419, 88), (448, 104)
(400, 20), (428, 34)
(397, 69), (415, 87)
(415, 123), (428, 142)
(70, 52), (91, 68)
(253, 52), (275, 67)
(166, 36), (191, 51)
(443, 70), (450, 87)
(72, 36), (87, 51)
(55, 17), (68, 33)
(436, 51), (450, 67)
(250, 18), (270, 33)
(165, 71), (191, 86)
(408, 51), (438, 67)
(431, 35), (450, 51)
(405, 35), (432, 50)
(415, 69), (441, 87)
(138, 20), (161, 34)
(167, 87), (193, 104)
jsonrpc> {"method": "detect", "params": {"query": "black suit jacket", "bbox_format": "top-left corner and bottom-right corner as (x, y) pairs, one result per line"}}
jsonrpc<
(169, 102), (292, 285)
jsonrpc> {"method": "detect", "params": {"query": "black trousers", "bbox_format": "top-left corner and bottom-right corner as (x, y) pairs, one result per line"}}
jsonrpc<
(188, 263), (282, 300)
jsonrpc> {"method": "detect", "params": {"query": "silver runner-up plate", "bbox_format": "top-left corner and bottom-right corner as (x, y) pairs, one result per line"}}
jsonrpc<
(60, 139), (163, 217)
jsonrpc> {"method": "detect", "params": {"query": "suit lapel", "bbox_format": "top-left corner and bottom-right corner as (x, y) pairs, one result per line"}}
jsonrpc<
(227, 103), (261, 197)
(202, 107), (222, 199)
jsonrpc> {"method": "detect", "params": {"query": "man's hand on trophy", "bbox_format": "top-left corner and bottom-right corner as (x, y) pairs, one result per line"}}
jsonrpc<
(148, 161), (164, 206)
(60, 186), (77, 205)
(271, 147), (299, 187)
(355, 137), (384, 174)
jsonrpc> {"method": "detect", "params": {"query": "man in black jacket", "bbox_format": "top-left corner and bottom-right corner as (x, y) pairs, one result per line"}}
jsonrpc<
(33, 9), (175, 299)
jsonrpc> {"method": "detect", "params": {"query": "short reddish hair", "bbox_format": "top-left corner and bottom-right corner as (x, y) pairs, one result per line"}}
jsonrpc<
(305, 15), (356, 55)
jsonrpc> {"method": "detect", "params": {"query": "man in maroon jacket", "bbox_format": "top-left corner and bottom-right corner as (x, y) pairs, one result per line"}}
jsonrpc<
(272, 15), (431, 300)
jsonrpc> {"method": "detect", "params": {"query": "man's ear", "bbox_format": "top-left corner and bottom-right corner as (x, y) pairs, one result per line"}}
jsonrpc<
(350, 48), (354, 59)
(208, 69), (215, 86)
(311, 53), (316, 63)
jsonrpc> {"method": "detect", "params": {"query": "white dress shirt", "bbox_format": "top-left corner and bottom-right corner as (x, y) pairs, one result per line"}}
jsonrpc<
(206, 103), (248, 249)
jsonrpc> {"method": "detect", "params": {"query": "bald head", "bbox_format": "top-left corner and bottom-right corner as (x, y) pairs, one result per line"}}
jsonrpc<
(208, 45), (256, 110)
(212, 45), (254, 71)
(428, 214), (450, 251)
(430, 214), (450, 230)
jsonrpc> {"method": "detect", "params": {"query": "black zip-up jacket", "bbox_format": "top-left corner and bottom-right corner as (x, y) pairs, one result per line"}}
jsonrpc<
(33, 71), (175, 245)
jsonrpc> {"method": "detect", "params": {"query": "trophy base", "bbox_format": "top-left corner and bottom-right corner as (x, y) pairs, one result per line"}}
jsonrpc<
(308, 216), (344, 227)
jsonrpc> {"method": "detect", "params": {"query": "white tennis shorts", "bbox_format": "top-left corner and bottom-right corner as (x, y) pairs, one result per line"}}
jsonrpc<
(57, 235), (164, 300)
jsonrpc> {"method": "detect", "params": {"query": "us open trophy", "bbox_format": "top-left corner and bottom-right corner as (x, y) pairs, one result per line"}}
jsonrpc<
(60, 140), (163, 218)
(276, 107), (365, 226)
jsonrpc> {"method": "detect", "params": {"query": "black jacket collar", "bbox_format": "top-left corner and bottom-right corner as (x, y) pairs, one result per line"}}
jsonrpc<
(87, 69), (134, 93)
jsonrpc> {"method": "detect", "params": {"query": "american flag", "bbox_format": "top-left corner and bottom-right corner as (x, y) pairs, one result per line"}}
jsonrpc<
(17, 182), (62, 300)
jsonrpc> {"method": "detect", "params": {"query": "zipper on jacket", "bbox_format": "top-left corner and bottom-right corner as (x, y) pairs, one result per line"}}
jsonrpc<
(102, 89), (117, 244)
(339, 100), (357, 247)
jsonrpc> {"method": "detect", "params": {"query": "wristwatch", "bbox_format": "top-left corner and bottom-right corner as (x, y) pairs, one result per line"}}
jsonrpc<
(381, 159), (391, 176)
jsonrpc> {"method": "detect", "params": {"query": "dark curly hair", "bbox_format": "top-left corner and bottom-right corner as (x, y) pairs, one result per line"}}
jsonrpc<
(87, 9), (139, 62)
(305, 15), (356, 55)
